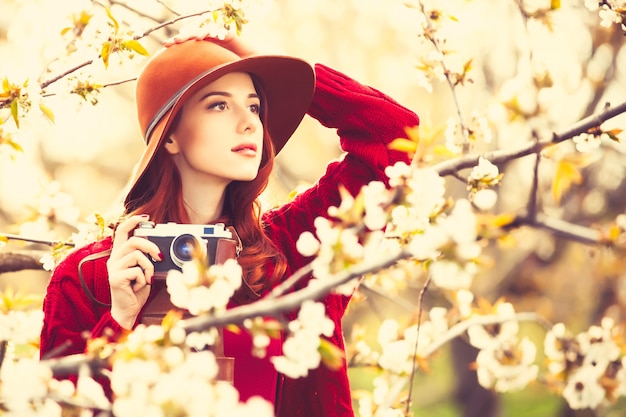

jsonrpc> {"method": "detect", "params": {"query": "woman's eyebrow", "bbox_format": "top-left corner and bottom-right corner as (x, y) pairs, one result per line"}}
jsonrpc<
(198, 91), (260, 102)
(198, 91), (231, 102)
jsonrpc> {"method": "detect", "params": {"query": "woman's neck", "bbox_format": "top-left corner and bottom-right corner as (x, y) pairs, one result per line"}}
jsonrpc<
(182, 183), (227, 224)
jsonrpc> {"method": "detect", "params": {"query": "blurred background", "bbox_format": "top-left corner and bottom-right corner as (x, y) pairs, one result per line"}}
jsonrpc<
(1, 0), (625, 416)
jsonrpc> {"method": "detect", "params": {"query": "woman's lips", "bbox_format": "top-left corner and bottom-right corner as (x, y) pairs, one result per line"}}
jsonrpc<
(232, 143), (258, 156)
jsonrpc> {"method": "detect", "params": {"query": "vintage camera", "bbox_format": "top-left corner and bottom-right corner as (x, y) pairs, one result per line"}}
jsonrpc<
(133, 221), (238, 280)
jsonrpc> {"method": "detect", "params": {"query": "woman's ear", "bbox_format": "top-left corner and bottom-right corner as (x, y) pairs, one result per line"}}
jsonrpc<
(164, 136), (180, 155)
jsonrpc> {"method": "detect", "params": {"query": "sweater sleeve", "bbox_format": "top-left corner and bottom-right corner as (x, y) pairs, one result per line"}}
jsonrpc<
(268, 64), (419, 417)
(307, 63), (419, 188)
(40, 239), (122, 361)
(265, 63), (420, 275)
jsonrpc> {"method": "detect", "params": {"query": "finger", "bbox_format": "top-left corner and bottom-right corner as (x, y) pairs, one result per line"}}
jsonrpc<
(118, 251), (155, 283)
(112, 215), (150, 249)
(110, 266), (144, 290)
(129, 266), (149, 292)
(125, 236), (163, 262)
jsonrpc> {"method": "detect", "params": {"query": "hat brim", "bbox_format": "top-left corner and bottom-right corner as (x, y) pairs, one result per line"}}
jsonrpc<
(124, 55), (315, 209)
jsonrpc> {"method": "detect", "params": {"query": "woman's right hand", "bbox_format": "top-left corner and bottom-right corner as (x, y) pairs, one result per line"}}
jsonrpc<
(106, 215), (162, 329)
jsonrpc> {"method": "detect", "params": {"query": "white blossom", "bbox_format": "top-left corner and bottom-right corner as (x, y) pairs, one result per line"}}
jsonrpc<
(467, 302), (519, 350)
(0, 310), (44, 345)
(378, 319), (401, 346)
(296, 231), (320, 257)
(271, 301), (335, 378)
(378, 339), (413, 374)
(430, 259), (476, 290)
(475, 338), (538, 392)
(573, 132), (603, 152)
(166, 258), (242, 315)
(472, 189), (498, 211)
(562, 367), (606, 410)
(468, 157), (500, 186)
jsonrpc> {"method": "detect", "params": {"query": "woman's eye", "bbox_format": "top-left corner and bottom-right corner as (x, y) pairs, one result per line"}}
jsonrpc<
(209, 102), (228, 111)
(249, 103), (260, 114)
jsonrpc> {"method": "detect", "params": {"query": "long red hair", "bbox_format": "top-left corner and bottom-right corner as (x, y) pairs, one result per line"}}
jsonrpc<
(126, 79), (287, 293)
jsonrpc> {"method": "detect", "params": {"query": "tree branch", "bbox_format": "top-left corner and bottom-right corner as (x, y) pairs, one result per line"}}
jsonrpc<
(45, 249), (410, 375)
(433, 100), (626, 177)
(0, 251), (46, 273)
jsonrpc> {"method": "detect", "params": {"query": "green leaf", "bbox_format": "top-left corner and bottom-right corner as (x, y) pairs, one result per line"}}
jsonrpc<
(10, 99), (19, 128)
(319, 338), (344, 371)
(39, 102), (55, 124)
(123, 39), (149, 56)
(606, 129), (623, 142)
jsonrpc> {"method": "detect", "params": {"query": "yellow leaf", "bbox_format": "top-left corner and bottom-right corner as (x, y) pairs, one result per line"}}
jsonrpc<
(39, 102), (55, 124)
(607, 129), (623, 142)
(551, 0), (561, 9)
(388, 138), (418, 154)
(433, 144), (457, 157)
(123, 39), (149, 56)
(225, 324), (241, 334)
(10, 99), (19, 128)
(552, 159), (584, 203)
(105, 7), (119, 32)
(78, 10), (93, 26)
(2, 77), (8, 91)
(60, 27), (71, 36)
(404, 124), (420, 142)
(7, 139), (24, 153)
(0, 286), (42, 313)
(101, 42), (111, 68)
(94, 212), (105, 230)
(497, 234), (517, 248)
(491, 212), (516, 228)
(161, 310), (183, 330)
(607, 224), (621, 242)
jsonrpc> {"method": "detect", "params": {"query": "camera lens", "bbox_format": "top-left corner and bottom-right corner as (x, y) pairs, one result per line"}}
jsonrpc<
(171, 234), (204, 267)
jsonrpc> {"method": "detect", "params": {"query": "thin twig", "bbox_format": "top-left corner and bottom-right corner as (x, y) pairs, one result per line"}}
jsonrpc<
(358, 283), (416, 312)
(1, 233), (73, 247)
(39, 60), (94, 90)
(133, 8), (215, 40)
(265, 263), (313, 299)
(527, 130), (541, 222)
(107, 0), (162, 24)
(405, 274), (431, 416)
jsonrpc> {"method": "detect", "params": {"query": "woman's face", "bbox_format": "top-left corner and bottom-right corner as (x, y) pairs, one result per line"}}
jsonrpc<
(167, 72), (264, 189)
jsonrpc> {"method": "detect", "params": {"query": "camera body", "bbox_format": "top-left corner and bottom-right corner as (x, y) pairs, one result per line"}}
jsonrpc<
(133, 221), (237, 279)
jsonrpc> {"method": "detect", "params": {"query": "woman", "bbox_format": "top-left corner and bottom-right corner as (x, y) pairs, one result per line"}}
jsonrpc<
(40, 35), (419, 416)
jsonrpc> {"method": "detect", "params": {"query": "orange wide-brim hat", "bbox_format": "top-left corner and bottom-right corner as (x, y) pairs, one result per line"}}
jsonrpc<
(124, 39), (316, 209)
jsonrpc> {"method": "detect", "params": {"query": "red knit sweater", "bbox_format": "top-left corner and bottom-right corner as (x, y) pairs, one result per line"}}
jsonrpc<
(40, 64), (419, 417)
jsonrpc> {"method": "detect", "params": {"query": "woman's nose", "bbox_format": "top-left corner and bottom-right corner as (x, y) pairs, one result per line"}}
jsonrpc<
(237, 107), (259, 134)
